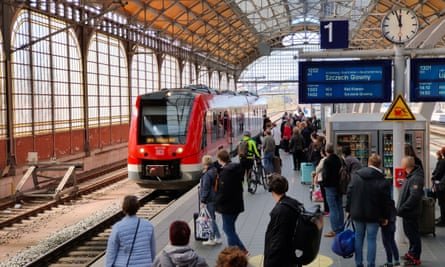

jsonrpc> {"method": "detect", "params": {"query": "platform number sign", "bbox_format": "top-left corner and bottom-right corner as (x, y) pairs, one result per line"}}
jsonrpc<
(320, 20), (349, 49)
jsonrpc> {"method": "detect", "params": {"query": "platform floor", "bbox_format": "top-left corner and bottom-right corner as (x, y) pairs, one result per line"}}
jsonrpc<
(93, 149), (445, 267)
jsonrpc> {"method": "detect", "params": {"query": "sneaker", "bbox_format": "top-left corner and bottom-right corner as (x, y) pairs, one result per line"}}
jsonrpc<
(380, 263), (393, 267)
(436, 221), (445, 227)
(214, 238), (223, 245)
(393, 261), (401, 266)
(202, 239), (216, 246)
(401, 253), (414, 261)
(404, 258), (421, 265)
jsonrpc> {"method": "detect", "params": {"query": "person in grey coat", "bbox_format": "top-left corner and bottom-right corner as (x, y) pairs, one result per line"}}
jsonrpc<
(153, 221), (208, 267)
(106, 195), (156, 267)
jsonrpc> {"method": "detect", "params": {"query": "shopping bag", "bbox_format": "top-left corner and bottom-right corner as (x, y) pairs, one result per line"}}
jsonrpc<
(332, 218), (355, 258)
(194, 206), (214, 241)
(312, 185), (323, 202)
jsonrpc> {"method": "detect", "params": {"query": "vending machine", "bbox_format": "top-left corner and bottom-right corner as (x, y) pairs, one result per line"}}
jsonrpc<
(327, 113), (428, 181)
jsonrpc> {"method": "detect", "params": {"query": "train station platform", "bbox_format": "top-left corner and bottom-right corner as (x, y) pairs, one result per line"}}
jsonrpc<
(92, 148), (445, 267)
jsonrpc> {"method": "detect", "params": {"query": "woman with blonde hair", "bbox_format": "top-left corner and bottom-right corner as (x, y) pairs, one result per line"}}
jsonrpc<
(199, 155), (222, 246)
(216, 246), (248, 267)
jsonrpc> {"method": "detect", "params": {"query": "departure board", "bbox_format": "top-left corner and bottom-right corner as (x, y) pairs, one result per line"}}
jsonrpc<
(411, 58), (445, 102)
(299, 60), (392, 103)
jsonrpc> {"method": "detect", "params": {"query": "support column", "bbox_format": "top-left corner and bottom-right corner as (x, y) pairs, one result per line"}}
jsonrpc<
(393, 44), (406, 243)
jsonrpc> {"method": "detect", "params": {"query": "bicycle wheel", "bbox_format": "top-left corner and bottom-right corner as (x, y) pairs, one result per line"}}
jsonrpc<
(260, 165), (269, 191)
(247, 169), (257, 194)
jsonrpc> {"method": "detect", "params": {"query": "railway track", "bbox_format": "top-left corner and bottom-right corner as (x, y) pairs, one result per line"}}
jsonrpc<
(24, 190), (179, 267)
(0, 166), (127, 230)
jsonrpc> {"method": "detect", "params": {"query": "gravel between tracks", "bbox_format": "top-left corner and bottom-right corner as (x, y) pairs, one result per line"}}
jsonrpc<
(0, 179), (147, 266)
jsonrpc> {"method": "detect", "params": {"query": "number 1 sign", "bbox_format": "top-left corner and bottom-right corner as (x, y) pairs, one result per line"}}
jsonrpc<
(320, 20), (349, 49)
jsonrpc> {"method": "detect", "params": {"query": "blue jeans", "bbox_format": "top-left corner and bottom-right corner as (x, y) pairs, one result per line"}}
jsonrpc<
(354, 221), (379, 267)
(263, 151), (274, 174)
(206, 202), (221, 239)
(221, 213), (246, 250)
(325, 187), (344, 233)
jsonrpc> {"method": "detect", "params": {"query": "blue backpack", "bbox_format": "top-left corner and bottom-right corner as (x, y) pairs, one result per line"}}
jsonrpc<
(332, 219), (355, 258)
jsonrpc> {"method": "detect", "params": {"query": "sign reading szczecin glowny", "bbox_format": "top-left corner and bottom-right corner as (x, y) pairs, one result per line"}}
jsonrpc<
(411, 58), (445, 102)
(299, 60), (392, 104)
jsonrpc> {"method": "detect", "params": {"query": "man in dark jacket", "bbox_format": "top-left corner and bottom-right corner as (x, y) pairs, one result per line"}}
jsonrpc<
(322, 143), (343, 237)
(398, 156), (424, 266)
(215, 149), (247, 255)
(432, 148), (445, 226)
(346, 154), (392, 267)
(264, 174), (301, 267)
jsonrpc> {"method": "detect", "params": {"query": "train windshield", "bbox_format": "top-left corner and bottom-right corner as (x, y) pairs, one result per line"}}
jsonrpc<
(139, 94), (194, 144)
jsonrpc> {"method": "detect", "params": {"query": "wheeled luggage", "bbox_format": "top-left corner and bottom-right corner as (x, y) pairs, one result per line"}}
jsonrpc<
(273, 156), (282, 174)
(301, 162), (314, 185)
(418, 196), (435, 237)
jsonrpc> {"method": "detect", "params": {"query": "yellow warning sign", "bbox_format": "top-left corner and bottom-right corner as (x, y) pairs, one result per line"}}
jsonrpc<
(383, 94), (416, 122)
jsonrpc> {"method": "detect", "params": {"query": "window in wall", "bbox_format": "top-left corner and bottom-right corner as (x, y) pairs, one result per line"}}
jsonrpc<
(198, 66), (209, 86)
(220, 73), (228, 90)
(228, 76), (236, 91)
(131, 47), (158, 104)
(11, 10), (83, 136)
(210, 71), (219, 90)
(160, 54), (179, 89)
(182, 61), (196, 87)
(87, 33), (128, 127)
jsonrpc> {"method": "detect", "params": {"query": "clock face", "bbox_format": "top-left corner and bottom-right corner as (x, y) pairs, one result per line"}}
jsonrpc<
(382, 8), (419, 44)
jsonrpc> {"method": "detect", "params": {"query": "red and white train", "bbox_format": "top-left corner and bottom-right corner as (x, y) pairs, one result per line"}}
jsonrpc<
(128, 85), (267, 189)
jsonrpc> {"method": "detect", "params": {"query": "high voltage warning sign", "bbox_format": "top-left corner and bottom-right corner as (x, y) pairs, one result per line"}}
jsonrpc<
(383, 94), (416, 122)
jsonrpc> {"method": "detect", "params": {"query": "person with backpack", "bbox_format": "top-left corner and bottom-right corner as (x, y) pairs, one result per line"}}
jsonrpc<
(289, 127), (305, 171)
(342, 146), (362, 176)
(199, 155), (222, 246)
(322, 144), (343, 238)
(346, 154), (392, 267)
(153, 221), (208, 267)
(239, 131), (260, 184)
(264, 174), (302, 267)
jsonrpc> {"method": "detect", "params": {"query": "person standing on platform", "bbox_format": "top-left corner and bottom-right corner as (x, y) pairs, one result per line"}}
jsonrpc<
(404, 144), (423, 171)
(215, 149), (248, 255)
(346, 154), (392, 267)
(216, 247), (248, 267)
(264, 174), (301, 267)
(239, 131), (261, 183)
(272, 123), (281, 156)
(314, 147), (329, 216)
(199, 155), (222, 246)
(282, 122), (292, 153)
(342, 146), (362, 176)
(263, 128), (275, 174)
(432, 148), (445, 226)
(106, 195), (156, 267)
(322, 144), (343, 238)
(398, 156), (424, 266)
(380, 199), (400, 267)
(289, 127), (305, 171)
(153, 221), (208, 267)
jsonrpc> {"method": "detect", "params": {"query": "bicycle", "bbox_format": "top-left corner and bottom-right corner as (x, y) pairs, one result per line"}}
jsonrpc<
(247, 158), (269, 194)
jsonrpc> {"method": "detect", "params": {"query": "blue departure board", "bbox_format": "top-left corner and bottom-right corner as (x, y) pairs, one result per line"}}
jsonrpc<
(411, 58), (445, 102)
(299, 60), (392, 104)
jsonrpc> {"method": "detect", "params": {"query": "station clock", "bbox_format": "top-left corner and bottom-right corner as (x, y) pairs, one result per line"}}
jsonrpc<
(381, 8), (419, 44)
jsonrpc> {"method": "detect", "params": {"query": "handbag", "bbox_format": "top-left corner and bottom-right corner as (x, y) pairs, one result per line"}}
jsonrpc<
(195, 206), (214, 241)
(311, 185), (324, 202)
(332, 218), (355, 258)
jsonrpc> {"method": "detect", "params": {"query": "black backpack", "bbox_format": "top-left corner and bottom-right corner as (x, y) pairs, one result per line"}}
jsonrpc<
(283, 203), (324, 265)
(338, 158), (351, 195)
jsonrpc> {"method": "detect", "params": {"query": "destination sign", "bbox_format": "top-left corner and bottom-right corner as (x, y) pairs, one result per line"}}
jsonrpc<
(411, 58), (445, 102)
(299, 60), (392, 104)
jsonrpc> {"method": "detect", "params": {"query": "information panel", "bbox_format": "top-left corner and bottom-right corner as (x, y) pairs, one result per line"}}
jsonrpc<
(299, 60), (392, 103)
(411, 58), (445, 102)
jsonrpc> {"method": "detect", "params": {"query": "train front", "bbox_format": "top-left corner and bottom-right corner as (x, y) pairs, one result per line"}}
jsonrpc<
(128, 90), (202, 189)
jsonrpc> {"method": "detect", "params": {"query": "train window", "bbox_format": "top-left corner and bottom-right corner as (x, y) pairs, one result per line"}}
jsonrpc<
(201, 114), (207, 149)
(139, 94), (194, 144)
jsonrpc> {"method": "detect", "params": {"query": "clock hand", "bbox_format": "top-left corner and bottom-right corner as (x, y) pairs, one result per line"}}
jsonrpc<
(398, 10), (403, 27)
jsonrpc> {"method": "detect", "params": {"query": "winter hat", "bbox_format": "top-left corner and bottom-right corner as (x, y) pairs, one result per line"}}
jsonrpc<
(170, 221), (191, 246)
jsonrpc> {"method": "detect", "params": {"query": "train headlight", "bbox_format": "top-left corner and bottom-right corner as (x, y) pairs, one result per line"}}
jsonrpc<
(176, 147), (184, 154)
(139, 148), (145, 154)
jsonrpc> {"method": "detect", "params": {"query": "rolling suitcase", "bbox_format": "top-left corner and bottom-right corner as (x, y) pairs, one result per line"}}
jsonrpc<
(301, 162), (314, 185)
(418, 196), (436, 237)
(273, 156), (282, 174)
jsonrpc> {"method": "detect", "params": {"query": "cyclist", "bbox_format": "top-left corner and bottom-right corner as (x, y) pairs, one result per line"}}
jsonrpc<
(238, 131), (261, 191)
